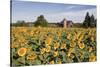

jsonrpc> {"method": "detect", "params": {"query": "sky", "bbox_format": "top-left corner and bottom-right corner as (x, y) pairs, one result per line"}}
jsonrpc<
(12, 0), (97, 23)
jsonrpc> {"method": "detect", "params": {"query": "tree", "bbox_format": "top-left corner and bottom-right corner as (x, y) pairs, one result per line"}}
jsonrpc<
(90, 14), (96, 27)
(83, 12), (96, 28)
(11, 20), (27, 27)
(34, 15), (48, 27)
(95, 19), (97, 27)
(83, 12), (91, 28)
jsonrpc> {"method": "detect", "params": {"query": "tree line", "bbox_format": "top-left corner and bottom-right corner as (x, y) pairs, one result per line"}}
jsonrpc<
(11, 12), (96, 28)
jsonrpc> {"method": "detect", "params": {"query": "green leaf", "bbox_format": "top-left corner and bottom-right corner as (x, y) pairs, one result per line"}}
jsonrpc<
(17, 56), (25, 65)
(62, 55), (67, 63)
(43, 53), (49, 59)
(34, 59), (41, 65)
(39, 55), (44, 61)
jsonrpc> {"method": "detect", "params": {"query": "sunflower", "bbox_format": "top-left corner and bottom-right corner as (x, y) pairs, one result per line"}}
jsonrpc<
(67, 33), (71, 39)
(54, 51), (59, 57)
(78, 42), (85, 49)
(67, 52), (71, 57)
(69, 53), (75, 59)
(58, 32), (61, 37)
(79, 35), (84, 41)
(88, 47), (93, 52)
(67, 48), (75, 57)
(45, 46), (51, 53)
(61, 43), (66, 49)
(27, 52), (37, 60)
(70, 42), (76, 48)
(45, 37), (52, 46)
(17, 47), (27, 56)
(90, 36), (94, 42)
(69, 47), (75, 52)
(54, 43), (59, 50)
(49, 60), (54, 64)
(78, 51), (84, 59)
(40, 48), (46, 54)
(89, 55), (96, 62)
(18, 37), (28, 46)
(11, 42), (18, 48)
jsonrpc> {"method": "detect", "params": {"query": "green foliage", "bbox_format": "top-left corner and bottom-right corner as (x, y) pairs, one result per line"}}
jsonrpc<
(83, 12), (96, 28)
(90, 14), (96, 27)
(72, 23), (83, 28)
(34, 15), (48, 27)
(11, 20), (29, 27)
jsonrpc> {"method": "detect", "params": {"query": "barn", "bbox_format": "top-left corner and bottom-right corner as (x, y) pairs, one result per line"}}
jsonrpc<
(60, 18), (73, 28)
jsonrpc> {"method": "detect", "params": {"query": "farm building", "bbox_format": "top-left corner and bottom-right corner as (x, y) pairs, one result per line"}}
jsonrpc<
(60, 18), (73, 28)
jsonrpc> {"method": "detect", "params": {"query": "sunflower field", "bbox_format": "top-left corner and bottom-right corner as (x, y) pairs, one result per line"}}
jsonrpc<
(11, 27), (96, 66)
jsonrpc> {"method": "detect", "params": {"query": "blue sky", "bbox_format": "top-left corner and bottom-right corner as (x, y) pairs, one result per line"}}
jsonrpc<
(12, 1), (96, 23)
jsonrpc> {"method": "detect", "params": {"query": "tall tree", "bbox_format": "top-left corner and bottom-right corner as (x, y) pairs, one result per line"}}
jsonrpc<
(83, 12), (91, 28)
(34, 15), (48, 27)
(90, 14), (96, 27)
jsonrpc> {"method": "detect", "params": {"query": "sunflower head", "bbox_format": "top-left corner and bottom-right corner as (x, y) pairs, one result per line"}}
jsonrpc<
(27, 52), (37, 60)
(45, 37), (52, 46)
(78, 42), (85, 49)
(53, 51), (59, 57)
(88, 47), (93, 52)
(61, 43), (66, 49)
(49, 60), (54, 64)
(54, 43), (59, 50)
(40, 48), (46, 54)
(17, 47), (27, 56)
(89, 55), (96, 62)
(67, 52), (71, 57)
(90, 36), (95, 41)
(45, 46), (51, 52)
(70, 42), (76, 48)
